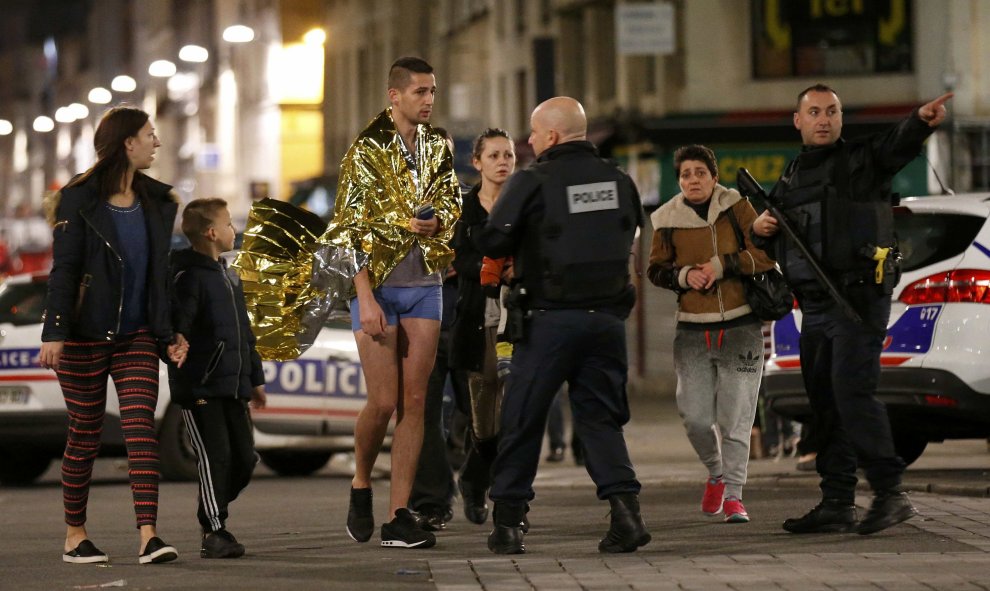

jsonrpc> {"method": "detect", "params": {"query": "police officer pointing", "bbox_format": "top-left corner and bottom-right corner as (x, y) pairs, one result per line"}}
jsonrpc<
(752, 85), (952, 536)
(478, 97), (649, 554)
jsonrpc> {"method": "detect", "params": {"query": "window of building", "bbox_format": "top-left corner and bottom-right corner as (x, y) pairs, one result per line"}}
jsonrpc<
(515, 0), (527, 36)
(751, 0), (913, 78)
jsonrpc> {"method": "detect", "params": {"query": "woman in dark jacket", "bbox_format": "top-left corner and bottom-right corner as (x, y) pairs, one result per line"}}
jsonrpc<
(39, 106), (185, 565)
(449, 128), (516, 524)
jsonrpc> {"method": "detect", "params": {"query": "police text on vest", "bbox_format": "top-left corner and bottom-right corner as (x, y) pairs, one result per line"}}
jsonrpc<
(567, 182), (619, 214)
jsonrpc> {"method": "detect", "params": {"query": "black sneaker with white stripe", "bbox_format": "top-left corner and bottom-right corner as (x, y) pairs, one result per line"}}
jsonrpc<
(381, 508), (437, 549)
(139, 536), (178, 565)
(63, 540), (109, 564)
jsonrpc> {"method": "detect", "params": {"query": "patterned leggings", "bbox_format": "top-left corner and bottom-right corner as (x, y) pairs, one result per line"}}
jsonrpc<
(57, 332), (162, 528)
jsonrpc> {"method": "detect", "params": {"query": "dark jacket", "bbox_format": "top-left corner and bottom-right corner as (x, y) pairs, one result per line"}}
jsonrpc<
(167, 248), (265, 405)
(480, 141), (643, 316)
(754, 109), (935, 295)
(42, 172), (179, 344)
(449, 184), (490, 371)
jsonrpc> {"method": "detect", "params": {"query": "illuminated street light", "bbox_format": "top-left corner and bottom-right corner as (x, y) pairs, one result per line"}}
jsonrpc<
(33, 116), (55, 132)
(149, 59), (177, 77)
(69, 103), (90, 119)
(111, 75), (137, 92)
(88, 87), (112, 104)
(179, 44), (209, 63)
(223, 24), (255, 43)
(0, 119), (12, 135)
(55, 107), (76, 123)
(303, 28), (326, 46)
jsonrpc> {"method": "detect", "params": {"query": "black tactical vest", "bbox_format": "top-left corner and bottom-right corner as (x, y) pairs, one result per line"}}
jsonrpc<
(525, 156), (639, 306)
(776, 142), (895, 291)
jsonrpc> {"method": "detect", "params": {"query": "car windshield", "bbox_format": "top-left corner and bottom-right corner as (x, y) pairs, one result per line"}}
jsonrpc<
(0, 280), (47, 326)
(894, 211), (985, 272)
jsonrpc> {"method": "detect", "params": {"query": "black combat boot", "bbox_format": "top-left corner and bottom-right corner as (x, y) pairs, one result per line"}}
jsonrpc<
(857, 490), (917, 535)
(487, 502), (526, 554)
(782, 499), (857, 533)
(599, 493), (651, 553)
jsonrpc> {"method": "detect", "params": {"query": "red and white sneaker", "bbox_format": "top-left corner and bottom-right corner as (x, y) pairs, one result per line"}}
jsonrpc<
(723, 497), (750, 523)
(701, 477), (725, 515)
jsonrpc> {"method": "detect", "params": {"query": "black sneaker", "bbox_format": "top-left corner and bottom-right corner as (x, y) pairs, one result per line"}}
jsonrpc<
(63, 540), (109, 564)
(201, 529), (246, 559)
(381, 508), (437, 548)
(857, 490), (918, 535)
(782, 499), (857, 534)
(347, 487), (374, 543)
(139, 537), (178, 565)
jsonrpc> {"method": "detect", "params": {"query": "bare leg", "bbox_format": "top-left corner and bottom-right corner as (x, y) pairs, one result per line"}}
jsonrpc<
(352, 326), (400, 490)
(64, 525), (88, 552)
(387, 317), (440, 516)
(139, 524), (159, 553)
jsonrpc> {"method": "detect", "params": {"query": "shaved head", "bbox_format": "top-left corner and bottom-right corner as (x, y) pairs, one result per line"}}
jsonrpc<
(528, 96), (587, 156)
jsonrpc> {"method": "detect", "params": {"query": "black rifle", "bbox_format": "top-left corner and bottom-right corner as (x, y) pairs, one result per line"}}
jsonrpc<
(736, 167), (862, 324)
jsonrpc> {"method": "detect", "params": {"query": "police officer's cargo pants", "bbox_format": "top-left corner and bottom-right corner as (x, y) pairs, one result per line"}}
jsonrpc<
(489, 309), (641, 504)
(798, 291), (904, 504)
(181, 398), (258, 533)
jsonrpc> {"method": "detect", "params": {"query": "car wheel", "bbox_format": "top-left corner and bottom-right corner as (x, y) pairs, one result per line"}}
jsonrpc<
(258, 450), (333, 476)
(892, 429), (928, 466)
(0, 450), (52, 486)
(158, 405), (199, 481)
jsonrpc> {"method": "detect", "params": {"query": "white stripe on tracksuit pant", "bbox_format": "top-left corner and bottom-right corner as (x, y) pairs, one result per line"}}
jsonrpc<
(181, 398), (258, 534)
(673, 322), (764, 500)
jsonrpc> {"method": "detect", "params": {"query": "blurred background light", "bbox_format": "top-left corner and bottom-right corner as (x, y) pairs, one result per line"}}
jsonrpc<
(303, 28), (326, 46)
(88, 87), (112, 104)
(0, 119), (12, 135)
(54, 107), (76, 123)
(68, 103), (89, 119)
(223, 24), (255, 43)
(179, 44), (209, 63)
(148, 59), (177, 77)
(33, 116), (55, 132)
(111, 75), (137, 92)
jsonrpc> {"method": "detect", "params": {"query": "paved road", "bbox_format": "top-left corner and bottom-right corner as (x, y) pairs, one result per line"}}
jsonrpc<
(2, 394), (989, 590)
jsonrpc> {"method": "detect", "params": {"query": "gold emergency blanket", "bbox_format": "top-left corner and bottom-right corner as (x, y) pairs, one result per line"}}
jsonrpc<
(320, 108), (460, 288)
(233, 198), (358, 360)
(234, 109), (459, 360)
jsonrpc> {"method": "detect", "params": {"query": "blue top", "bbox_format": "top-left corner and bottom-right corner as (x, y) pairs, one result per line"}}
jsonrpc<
(106, 200), (149, 334)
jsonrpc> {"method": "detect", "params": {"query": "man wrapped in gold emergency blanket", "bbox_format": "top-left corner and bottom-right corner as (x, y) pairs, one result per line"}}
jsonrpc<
(233, 108), (460, 360)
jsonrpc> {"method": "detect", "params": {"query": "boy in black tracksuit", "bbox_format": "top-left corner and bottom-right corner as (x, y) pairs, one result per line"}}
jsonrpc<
(169, 198), (266, 559)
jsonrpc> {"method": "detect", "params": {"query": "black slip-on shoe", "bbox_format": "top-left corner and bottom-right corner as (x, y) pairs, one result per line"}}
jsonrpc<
(63, 540), (109, 564)
(139, 537), (178, 565)
(346, 487), (374, 542)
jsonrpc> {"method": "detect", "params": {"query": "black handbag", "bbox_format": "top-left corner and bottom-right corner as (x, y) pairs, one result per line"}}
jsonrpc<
(725, 205), (793, 321)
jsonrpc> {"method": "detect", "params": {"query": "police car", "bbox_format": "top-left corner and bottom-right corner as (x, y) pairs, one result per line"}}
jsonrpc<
(763, 193), (990, 464)
(0, 272), (367, 484)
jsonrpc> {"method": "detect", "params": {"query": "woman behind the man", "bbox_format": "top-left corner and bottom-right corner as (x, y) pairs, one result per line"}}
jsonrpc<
(647, 144), (775, 523)
(449, 128), (516, 524)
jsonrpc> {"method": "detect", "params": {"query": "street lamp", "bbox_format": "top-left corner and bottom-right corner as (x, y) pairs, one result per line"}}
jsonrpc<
(54, 107), (76, 123)
(223, 24), (255, 43)
(88, 87), (112, 104)
(33, 116), (55, 132)
(179, 44), (209, 63)
(69, 103), (89, 120)
(149, 60), (177, 78)
(111, 75), (137, 92)
(0, 119), (12, 135)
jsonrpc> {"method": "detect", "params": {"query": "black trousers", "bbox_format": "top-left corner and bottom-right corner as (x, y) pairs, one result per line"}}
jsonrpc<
(490, 309), (641, 504)
(181, 397), (257, 533)
(798, 292), (904, 503)
(410, 329), (467, 511)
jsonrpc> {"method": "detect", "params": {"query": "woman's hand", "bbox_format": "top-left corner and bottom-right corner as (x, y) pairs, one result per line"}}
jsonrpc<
(39, 341), (65, 371)
(687, 263), (716, 291)
(168, 333), (189, 368)
(752, 211), (779, 238)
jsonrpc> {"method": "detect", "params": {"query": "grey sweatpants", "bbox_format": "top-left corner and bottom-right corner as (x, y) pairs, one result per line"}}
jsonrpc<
(673, 322), (764, 499)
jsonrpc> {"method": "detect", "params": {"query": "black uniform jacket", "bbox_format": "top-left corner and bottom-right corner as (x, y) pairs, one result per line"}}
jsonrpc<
(42, 172), (179, 345)
(167, 248), (264, 405)
(448, 183), (493, 372)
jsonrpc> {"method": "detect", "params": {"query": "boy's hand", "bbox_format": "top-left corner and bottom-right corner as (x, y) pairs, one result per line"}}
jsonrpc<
(250, 385), (267, 409)
(168, 333), (189, 367)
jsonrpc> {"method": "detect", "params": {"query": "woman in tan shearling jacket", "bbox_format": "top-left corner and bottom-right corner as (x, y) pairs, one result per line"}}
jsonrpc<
(647, 145), (775, 525)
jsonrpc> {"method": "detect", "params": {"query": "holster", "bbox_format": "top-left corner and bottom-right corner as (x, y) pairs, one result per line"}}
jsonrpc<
(504, 284), (530, 344)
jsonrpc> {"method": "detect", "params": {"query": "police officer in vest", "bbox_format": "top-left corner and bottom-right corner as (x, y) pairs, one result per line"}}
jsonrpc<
(477, 97), (649, 554)
(752, 85), (953, 535)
